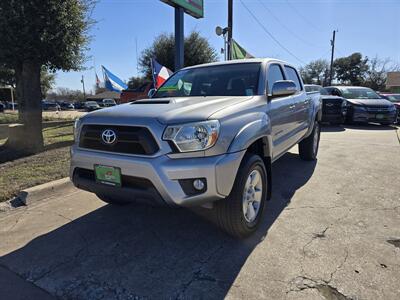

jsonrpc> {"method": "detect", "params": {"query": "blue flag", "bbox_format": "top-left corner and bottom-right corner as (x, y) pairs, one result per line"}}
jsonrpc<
(102, 66), (128, 92)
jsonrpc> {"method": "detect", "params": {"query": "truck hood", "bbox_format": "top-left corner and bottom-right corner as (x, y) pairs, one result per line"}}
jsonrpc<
(346, 98), (393, 107)
(321, 95), (343, 101)
(83, 96), (252, 124)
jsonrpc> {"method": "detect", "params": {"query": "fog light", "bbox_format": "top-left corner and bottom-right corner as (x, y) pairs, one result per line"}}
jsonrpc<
(193, 179), (205, 191)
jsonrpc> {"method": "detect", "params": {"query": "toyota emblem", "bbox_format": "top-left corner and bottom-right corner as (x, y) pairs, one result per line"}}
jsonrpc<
(101, 129), (117, 145)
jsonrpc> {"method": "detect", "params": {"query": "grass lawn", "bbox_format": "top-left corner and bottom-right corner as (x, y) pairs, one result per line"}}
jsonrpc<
(0, 122), (74, 202)
(0, 111), (77, 124)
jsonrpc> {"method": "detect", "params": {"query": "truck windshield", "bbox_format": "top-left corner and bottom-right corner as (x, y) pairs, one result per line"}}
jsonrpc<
(154, 63), (261, 98)
(340, 88), (381, 100)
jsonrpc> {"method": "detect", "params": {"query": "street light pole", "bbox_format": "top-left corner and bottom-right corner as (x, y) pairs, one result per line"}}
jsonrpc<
(227, 0), (233, 60)
(81, 75), (86, 101)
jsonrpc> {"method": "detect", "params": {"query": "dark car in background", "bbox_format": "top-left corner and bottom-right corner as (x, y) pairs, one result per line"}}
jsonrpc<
(42, 101), (60, 111)
(305, 84), (345, 124)
(325, 86), (397, 125)
(102, 99), (117, 107)
(0, 102), (4, 112)
(84, 101), (101, 112)
(59, 102), (75, 110)
(73, 101), (85, 110)
(379, 93), (400, 124)
(6, 102), (18, 110)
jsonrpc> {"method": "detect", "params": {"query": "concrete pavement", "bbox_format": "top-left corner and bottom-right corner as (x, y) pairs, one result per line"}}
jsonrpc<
(0, 124), (399, 299)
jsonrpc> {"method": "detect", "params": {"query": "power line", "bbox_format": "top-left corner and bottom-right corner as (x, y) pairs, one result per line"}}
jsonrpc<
(257, 0), (325, 49)
(239, 0), (306, 65)
(284, 0), (322, 33)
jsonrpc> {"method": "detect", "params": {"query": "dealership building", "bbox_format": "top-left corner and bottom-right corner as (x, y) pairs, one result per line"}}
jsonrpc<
(387, 72), (400, 93)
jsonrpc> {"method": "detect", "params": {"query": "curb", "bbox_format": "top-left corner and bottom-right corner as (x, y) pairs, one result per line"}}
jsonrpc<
(0, 178), (72, 213)
(18, 177), (73, 205)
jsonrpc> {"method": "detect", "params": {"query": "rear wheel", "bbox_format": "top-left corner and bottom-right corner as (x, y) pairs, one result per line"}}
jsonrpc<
(299, 120), (320, 161)
(215, 153), (267, 239)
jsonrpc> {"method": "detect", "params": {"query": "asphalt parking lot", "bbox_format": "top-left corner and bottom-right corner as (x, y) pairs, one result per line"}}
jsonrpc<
(0, 124), (399, 300)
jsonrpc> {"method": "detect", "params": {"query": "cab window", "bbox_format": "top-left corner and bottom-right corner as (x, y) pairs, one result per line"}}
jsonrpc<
(266, 64), (284, 95)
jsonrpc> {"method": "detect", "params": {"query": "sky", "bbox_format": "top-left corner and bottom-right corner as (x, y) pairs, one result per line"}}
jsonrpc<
(55, 0), (400, 92)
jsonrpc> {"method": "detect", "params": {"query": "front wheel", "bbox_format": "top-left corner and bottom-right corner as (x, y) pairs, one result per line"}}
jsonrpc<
(215, 153), (267, 239)
(299, 120), (320, 161)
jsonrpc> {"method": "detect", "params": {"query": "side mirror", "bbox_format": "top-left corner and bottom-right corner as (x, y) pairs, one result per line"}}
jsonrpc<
(148, 88), (157, 98)
(271, 80), (297, 99)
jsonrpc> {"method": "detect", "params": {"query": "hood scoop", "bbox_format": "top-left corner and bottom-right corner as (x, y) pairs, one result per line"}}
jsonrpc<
(131, 99), (172, 105)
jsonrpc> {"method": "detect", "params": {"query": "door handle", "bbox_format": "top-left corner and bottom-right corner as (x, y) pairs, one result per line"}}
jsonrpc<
(304, 99), (310, 104)
(289, 105), (296, 109)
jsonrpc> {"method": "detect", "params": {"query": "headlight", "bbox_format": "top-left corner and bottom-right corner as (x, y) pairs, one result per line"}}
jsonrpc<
(163, 120), (220, 152)
(73, 118), (81, 141)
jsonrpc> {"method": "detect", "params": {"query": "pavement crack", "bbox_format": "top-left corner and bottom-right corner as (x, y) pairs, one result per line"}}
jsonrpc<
(287, 276), (353, 300)
(175, 245), (224, 299)
(327, 249), (349, 283)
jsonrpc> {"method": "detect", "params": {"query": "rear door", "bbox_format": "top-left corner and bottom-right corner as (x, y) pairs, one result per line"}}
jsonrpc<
(266, 63), (296, 158)
(284, 65), (309, 141)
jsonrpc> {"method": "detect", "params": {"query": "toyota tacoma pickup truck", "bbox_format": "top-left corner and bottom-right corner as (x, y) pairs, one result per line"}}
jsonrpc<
(71, 59), (322, 238)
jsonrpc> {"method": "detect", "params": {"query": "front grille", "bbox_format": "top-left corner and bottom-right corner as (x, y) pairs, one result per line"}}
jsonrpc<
(323, 98), (342, 114)
(79, 125), (159, 155)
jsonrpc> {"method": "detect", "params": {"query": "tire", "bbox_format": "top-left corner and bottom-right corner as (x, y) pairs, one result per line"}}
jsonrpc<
(299, 120), (320, 161)
(96, 193), (128, 205)
(215, 153), (267, 239)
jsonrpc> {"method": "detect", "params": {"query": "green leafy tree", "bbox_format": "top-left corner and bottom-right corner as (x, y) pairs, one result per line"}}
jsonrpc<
(299, 59), (330, 85)
(0, 66), (56, 96)
(334, 53), (369, 86)
(0, 0), (94, 152)
(127, 76), (148, 90)
(139, 31), (218, 80)
(0, 65), (16, 87)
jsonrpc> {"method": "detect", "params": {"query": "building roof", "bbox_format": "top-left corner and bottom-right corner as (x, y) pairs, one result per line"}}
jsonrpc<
(86, 91), (121, 100)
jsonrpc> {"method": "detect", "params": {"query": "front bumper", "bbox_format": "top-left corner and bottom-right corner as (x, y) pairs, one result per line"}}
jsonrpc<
(321, 113), (344, 123)
(352, 110), (397, 123)
(70, 146), (245, 207)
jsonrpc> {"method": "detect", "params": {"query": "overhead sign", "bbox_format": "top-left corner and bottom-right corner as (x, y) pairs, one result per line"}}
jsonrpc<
(161, 0), (204, 19)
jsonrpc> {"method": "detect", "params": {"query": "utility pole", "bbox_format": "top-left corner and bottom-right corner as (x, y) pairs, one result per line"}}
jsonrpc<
(227, 0), (233, 60)
(175, 7), (184, 71)
(135, 37), (139, 76)
(81, 75), (86, 101)
(329, 30), (337, 86)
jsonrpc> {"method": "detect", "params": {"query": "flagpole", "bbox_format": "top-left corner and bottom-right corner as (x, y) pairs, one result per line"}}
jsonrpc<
(150, 59), (156, 89)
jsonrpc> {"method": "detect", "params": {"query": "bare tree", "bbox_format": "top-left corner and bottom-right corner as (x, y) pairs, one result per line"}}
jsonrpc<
(364, 56), (400, 91)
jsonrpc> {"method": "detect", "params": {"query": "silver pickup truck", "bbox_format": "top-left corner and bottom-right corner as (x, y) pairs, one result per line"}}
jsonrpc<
(70, 59), (322, 238)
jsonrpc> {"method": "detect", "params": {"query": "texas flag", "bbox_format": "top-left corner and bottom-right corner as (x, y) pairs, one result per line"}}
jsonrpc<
(151, 58), (173, 89)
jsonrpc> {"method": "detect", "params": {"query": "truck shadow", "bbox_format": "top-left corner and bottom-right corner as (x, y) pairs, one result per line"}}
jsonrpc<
(343, 123), (398, 131)
(0, 153), (316, 299)
(320, 124), (346, 132)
